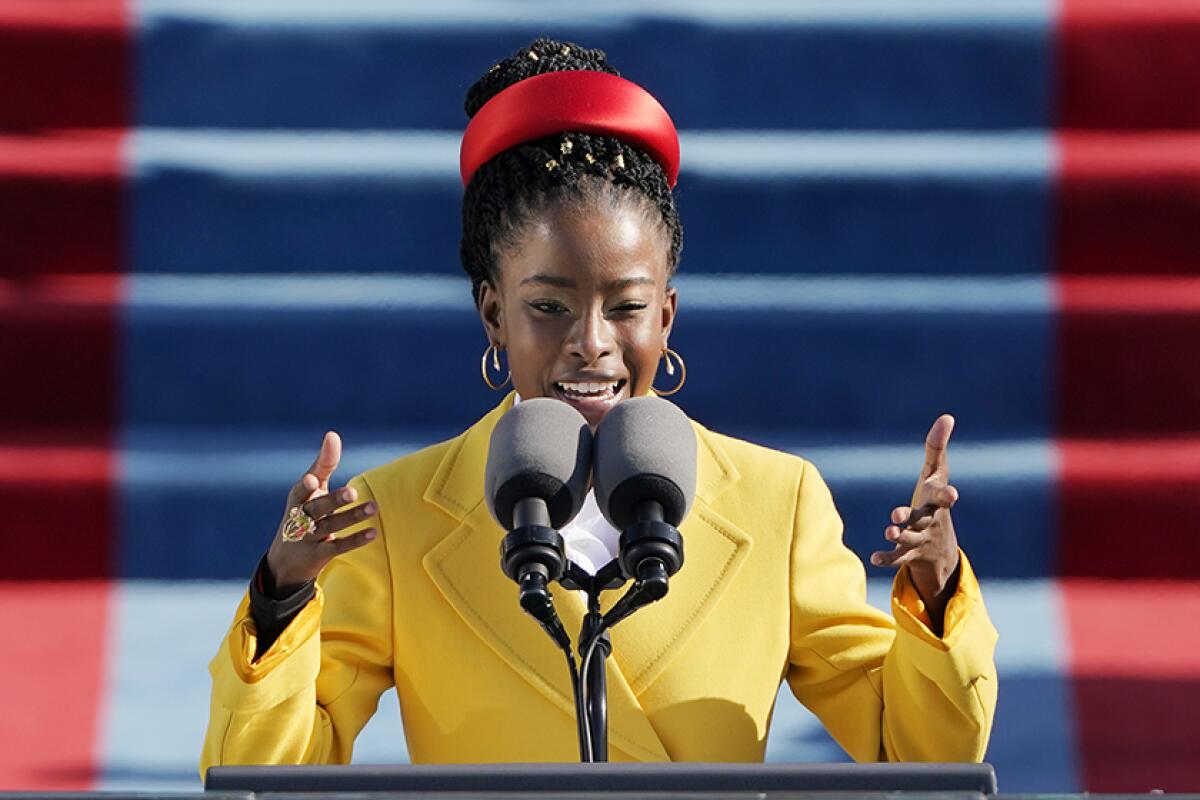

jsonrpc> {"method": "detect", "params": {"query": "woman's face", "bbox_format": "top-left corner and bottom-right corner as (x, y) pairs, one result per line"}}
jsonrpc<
(478, 196), (677, 428)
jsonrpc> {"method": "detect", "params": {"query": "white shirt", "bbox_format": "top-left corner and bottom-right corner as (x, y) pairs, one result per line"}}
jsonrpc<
(511, 393), (620, 574)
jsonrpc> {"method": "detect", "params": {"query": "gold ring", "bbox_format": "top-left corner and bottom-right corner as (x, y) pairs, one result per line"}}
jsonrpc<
(281, 505), (317, 542)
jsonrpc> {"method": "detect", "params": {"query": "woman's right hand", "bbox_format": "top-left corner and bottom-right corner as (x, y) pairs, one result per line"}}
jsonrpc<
(266, 431), (379, 591)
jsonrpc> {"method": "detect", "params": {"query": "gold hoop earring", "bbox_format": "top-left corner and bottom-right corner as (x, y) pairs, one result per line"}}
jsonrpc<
(481, 343), (511, 391)
(652, 347), (686, 396)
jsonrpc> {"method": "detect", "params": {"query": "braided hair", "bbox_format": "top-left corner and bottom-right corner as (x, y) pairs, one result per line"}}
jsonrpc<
(460, 38), (683, 305)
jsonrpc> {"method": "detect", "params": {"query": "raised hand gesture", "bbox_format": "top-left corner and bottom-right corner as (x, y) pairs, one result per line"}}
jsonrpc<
(266, 431), (378, 591)
(870, 414), (962, 634)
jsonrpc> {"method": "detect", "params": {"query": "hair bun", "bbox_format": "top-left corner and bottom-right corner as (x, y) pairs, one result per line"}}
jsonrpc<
(464, 37), (620, 119)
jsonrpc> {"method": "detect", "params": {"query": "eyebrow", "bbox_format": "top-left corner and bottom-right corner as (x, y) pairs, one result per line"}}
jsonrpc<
(519, 273), (656, 290)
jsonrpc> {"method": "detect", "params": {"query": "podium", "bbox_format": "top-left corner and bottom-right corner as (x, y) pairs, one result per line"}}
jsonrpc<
(205, 762), (998, 797)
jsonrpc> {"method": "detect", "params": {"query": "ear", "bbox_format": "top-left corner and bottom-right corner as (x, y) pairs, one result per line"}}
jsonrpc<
(477, 280), (505, 346)
(660, 284), (678, 348)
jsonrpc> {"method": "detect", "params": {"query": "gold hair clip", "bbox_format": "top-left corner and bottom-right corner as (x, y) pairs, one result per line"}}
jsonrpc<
(560, 138), (574, 155)
(528, 50), (540, 61)
(613, 153), (626, 169)
(544, 158), (560, 171)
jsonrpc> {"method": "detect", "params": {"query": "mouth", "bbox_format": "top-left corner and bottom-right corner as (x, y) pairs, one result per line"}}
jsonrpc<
(552, 378), (628, 421)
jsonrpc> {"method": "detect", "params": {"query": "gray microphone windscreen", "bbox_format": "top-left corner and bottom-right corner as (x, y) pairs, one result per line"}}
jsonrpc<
(485, 398), (593, 530)
(593, 396), (697, 530)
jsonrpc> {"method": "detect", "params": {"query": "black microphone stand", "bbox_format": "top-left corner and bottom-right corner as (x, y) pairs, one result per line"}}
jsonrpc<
(561, 561), (625, 761)
(501, 506), (683, 763)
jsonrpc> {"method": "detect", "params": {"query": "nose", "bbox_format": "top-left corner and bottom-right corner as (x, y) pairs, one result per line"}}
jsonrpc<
(567, 305), (615, 364)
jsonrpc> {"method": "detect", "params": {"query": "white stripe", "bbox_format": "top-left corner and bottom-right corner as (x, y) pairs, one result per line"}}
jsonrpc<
(682, 132), (1050, 179)
(121, 434), (1053, 488)
(128, 274), (472, 311)
(799, 439), (1054, 483)
(121, 439), (428, 487)
(127, 274), (1050, 314)
(130, 131), (458, 179)
(129, 130), (1051, 180)
(137, 0), (1049, 27)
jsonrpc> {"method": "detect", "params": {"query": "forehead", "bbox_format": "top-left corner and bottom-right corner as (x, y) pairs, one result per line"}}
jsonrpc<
(496, 195), (671, 289)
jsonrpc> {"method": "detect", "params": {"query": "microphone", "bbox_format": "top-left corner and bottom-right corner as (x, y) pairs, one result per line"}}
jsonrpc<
(593, 396), (696, 627)
(485, 398), (593, 649)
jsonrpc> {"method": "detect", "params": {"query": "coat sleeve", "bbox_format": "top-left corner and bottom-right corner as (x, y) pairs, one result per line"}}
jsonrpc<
(784, 460), (998, 762)
(200, 474), (395, 773)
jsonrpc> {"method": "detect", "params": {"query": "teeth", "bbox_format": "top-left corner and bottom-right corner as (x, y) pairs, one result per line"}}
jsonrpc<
(557, 381), (618, 396)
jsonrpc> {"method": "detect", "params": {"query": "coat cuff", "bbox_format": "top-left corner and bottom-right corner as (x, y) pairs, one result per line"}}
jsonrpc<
(890, 550), (998, 683)
(208, 588), (324, 713)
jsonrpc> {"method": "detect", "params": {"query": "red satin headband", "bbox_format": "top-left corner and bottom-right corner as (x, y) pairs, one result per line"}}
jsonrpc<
(460, 70), (680, 188)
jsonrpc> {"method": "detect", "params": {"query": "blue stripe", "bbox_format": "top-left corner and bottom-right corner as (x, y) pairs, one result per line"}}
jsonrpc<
(129, 132), (1051, 276)
(120, 305), (1051, 435)
(117, 429), (1055, 578)
(135, 19), (1050, 130)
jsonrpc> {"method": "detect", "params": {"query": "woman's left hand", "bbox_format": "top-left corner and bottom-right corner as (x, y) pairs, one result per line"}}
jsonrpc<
(870, 414), (962, 635)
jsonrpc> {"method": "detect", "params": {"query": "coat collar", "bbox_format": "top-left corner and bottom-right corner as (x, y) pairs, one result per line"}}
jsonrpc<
(421, 394), (753, 761)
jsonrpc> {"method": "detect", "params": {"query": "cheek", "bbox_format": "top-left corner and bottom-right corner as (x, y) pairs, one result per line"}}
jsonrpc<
(503, 315), (560, 395)
(623, 324), (666, 389)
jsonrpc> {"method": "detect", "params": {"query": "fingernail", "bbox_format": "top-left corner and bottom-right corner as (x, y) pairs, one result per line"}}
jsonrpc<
(364, 503), (377, 515)
(364, 529), (377, 541)
(870, 554), (881, 565)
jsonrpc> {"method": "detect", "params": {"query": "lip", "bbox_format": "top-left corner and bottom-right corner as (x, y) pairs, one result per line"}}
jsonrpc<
(551, 376), (629, 425)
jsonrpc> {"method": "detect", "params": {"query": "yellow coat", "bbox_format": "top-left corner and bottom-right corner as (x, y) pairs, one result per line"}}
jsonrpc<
(202, 394), (997, 768)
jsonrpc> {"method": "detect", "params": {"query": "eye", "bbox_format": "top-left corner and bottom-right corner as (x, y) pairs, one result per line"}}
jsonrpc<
(529, 299), (568, 315)
(609, 301), (647, 316)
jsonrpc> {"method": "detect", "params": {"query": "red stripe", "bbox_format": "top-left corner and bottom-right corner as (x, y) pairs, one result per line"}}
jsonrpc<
(0, 581), (112, 790)
(1063, 580), (1200, 791)
(0, 131), (124, 278)
(1059, 439), (1200, 579)
(0, 439), (116, 581)
(1056, 278), (1200, 438)
(0, 274), (121, 434)
(1060, 276), (1200, 313)
(1056, 133), (1200, 276)
(0, 1), (128, 131)
(1058, 0), (1200, 130)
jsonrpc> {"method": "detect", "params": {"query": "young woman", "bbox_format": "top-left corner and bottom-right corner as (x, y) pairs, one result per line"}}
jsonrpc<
(202, 38), (997, 768)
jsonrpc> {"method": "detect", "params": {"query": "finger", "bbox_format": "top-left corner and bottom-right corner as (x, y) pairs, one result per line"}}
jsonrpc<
(322, 527), (378, 557)
(925, 480), (959, 509)
(306, 431), (342, 488)
(303, 485), (359, 520)
(919, 414), (955, 482)
(286, 472), (321, 507)
(901, 502), (939, 531)
(871, 545), (924, 569)
(884, 524), (927, 549)
(871, 547), (924, 569)
(890, 505), (913, 525)
(314, 501), (378, 538)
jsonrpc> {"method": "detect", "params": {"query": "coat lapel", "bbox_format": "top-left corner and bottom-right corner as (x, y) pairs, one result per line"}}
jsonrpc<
(420, 397), (751, 761)
(603, 422), (754, 694)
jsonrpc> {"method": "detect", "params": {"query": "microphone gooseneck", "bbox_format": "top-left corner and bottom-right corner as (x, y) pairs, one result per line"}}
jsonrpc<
(486, 398), (592, 659)
(593, 396), (696, 628)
